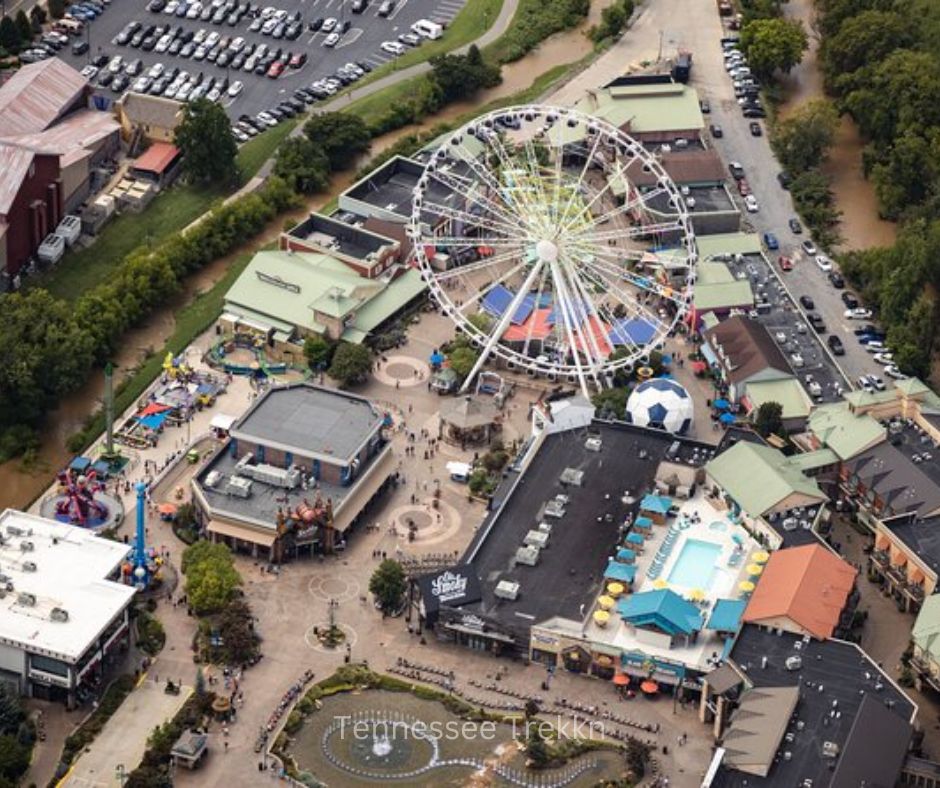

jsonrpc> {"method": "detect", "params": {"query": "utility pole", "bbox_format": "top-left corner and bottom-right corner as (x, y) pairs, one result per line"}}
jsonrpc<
(657, 30), (664, 62)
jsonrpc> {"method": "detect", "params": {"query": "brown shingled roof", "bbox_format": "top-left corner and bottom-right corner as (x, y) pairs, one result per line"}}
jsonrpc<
(0, 59), (88, 136)
(630, 148), (726, 187)
(703, 316), (791, 386)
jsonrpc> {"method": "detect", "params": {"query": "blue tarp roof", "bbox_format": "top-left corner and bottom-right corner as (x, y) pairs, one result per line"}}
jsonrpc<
(706, 599), (747, 633)
(604, 561), (637, 583)
(608, 317), (657, 346)
(137, 412), (168, 430)
(640, 494), (672, 514)
(634, 516), (653, 528)
(69, 456), (92, 472)
(625, 532), (645, 545)
(481, 285), (535, 325)
(91, 460), (111, 478)
(617, 589), (703, 636)
(616, 548), (636, 562)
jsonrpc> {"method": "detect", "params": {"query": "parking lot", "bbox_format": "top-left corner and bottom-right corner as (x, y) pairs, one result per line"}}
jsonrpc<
(57, 0), (466, 122)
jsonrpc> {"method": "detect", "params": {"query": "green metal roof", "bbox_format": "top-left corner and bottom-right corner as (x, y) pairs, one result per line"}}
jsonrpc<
(913, 595), (940, 663)
(807, 402), (885, 460)
(697, 261), (737, 285)
(348, 268), (426, 334)
(695, 233), (763, 259)
(843, 388), (896, 408)
(694, 280), (754, 312)
(706, 441), (826, 517)
(782, 448), (839, 471)
(745, 378), (812, 420)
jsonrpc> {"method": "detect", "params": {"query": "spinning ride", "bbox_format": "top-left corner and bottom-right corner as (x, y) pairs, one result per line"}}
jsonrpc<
(409, 105), (697, 396)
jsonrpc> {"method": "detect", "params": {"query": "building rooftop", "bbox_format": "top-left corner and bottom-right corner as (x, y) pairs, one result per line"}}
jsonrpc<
(693, 261), (754, 313)
(912, 587), (940, 663)
(745, 379), (813, 420)
(696, 232), (763, 259)
(455, 422), (715, 643)
(885, 515), (940, 577)
(721, 686), (800, 777)
(132, 142), (180, 176)
(118, 91), (182, 130)
(571, 80), (705, 137)
(807, 401), (885, 461)
(0, 510), (135, 663)
(342, 155), (455, 225)
(630, 149), (726, 186)
(0, 58), (87, 137)
(232, 383), (384, 464)
(286, 213), (398, 263)
(742, 544), (857, 640)
(647, 185), (736, 216)
(711, 623), (916, 787)
(845, 440), (940, 519)
(705, 441), (827, 518)
(704, 316), (793, 387)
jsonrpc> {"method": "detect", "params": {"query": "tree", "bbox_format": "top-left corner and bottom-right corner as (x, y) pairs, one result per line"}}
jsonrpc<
(820, 10), (913, 86)
(740, 17), (808, 79)
(14, 11), (31, 46)
(368, 559), (406, 614)
(888, 292), (937, 378)
(754, 401), (784, 437)
(0, 735), (29, 783)
(870, 129), (940, 220)
(273, 137), (330, 194)
(772, 99), (840, 174)
(48, 0), (67, 19)
(447, 346), (479, 380)
(0, 17), (20, 53)
(217, 598), (259, 663)
(29, 5), (46, 32)
(304, 113), (371, 171)
(590, 0), (633, 42)
(429, 45), (502, 103)
(592, 387), (628, 418)
(181, 541), (241, 615)
(303, 335), (334, 369)
(328, 342), (372, 386)
(173, 99), (239, 184)
(0, 687), (23, 738)
(195, 667), (206, 696)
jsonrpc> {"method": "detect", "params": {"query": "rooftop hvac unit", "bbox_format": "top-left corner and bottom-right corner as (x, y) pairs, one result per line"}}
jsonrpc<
(537, 521), (553, 535)
(17, 592), (36, 607)
(21, 562), (36, 572)
(821, 741), (839, 758)
(785, 655), (802, 671)
(204, 470), (223, 489)
(515, 546), (540, 566)
(50, 607), (69, 622)
(666, 440), (681, 459)
(544, 500), (566, 519)
(585, 437), (603, 452)
(19, 541), (34, 552)
(240, 462), (301, 489)
(559, 468), (584, 486)
(524, 530), (549, 549)
(5, 526), (23, 537)
(494, 580), (520, 601)
(225, 476), (253, 499)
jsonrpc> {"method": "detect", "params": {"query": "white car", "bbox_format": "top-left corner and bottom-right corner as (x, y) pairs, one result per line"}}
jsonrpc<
(801, 239), (817, 255)
(884, 364), (908, 380)
(233, 127), (249, 142)
(80, 64), (99, 79)
(321, 16), (337, 32)
(257, 111), (277, 127)
(194, 28), (208, 42)
(774, 331), (787, 344)
(323, 32), (340, 47)
(164, 0), (179, 13)
(857, 376), (874, 393)
(744, 194), (759, 213)
(155, 34), (173, 52)
(815, 255), (833, 271)
(262, 18), (277, 33)
(177, 81), (194, 101)
(230, 36), (245, 51)
(872, 352), (894, 364)
(107, 55), (124, 73)
(844, 307), (873, 319)
(206, 30), (220, 46)
(381, 40), (406, 55)
(260, 5), (276, 17)
(790, 352), (804, 368)
(864, 340), (886, 353)
(227, 80), (243, 97)
(148, 62), (165, 78)
(186, 1), (202, 17)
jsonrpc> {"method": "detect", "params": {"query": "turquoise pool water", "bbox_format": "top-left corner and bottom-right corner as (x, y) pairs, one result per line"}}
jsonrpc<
(668, 539), (722, 589)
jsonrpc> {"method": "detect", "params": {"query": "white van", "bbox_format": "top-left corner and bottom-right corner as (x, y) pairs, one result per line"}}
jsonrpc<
(411, 19), (443, 39)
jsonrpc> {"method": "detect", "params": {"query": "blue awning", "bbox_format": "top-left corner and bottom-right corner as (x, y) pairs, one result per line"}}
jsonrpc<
(719, 412), (736, 425)
(625, 533), (645, 545)
(706, 599), (747, 633)
(608, 317), (657, 346)
(69, 456), (92, 472)
(616, 548), (636, 563)
(137, 412), (168, 430)
(481, 285), (535, 325)
(617, 589), (703, 636)
(604, 561), (636, 583)
(91, 460), (111, 478)
(640, 494), (672, 514)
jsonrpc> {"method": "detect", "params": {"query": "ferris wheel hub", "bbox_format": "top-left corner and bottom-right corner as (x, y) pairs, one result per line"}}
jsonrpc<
(535, 239), (559, 264)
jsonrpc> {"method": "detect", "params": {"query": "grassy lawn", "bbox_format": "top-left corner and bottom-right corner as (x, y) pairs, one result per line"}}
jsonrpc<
(70, 251), (254, 450)
(349, 0), (504, 91)
(33, 120), (298, 303)
(346, 77), (425, 127)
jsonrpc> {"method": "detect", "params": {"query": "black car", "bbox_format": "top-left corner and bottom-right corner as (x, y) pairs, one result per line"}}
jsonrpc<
(829, 271), (845, 289)
(777, 171), (792, 189)
(141, 35), (158, 50)
(284, 97), (304, 111)
(111, 73), (130, 93)
(357, 59), (372, 72)
(700, 98), (710, 114)
(92, 53), (109, 67)
(710, 123), (723, 138)
(728, 162), (745, 179)
(339, 19), (350, 33)
(853, 324), (880, 336)
(827, 335), (845, 355)
(788, 217), (802, 233)
(147, 0), (166, 9)
(97, 70), (115, 87)
(841, 292), (859, 309)
(749, 121), (762, 136)
(286, 23), (302, 39)
(72, 40), (89, 55)
(308, 17), (323, 31)
(808, 313), (826, 333)
(743, 107), (767, 118)
(799, 295), (815, 310)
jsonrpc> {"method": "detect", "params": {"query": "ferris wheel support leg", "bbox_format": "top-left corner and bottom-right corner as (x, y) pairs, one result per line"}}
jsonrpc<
(458, 258), (546, 393)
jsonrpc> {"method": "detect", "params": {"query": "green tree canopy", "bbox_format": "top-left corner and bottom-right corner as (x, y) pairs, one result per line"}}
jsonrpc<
(447, 345), (479, 380)
(369, 559), (406, 614)
(29, 5), (46, 32)
(273, 137), (330, 194)
(820, 10), (913, 86)
(303, 335), (334, 369)
(429, 45), (502, 103)
(174, 99), (239, 184)
(217, 598), (259, 664)
(14, 11), (31, 45)
(772, 99), (840, 174)
(304, 113), (371, 171)
(48, 0), (67, 19)
(740, 17), (808, 79)
(181, 541), (241, 615)
(328, 342), (372, 386)
(754, 401), (784, 437)
(0, 17), (20, 53)
(0, 735), (29, 784)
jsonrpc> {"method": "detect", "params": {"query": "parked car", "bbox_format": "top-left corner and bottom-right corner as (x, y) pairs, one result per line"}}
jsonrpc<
(800, 239), (817, 256)
(744, 194), (759, 213)
(748, 121), (762, 136)
(845, 307), (874, 319)
(763, 232), (779, 251)
(777, 171), (792, 189)
(737, 178), (750, 197)
(840, 292), (859, 309)
(323, 31), (340, 46)
(828, 271), (845, 288)
(815, 255), (833, 272)
(700, 98), (710, 114)
(778, 255), (793, 271)
(377, 0), (395, 16)
(827, 335), (845, 355)
(710, 123), (723, 138)
(788, 217), (802, 234)
(728, 161), (745, 180)
(799, 295), (815, 310)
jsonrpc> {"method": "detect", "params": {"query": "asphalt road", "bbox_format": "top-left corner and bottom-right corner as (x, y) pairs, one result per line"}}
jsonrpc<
(688, 22), (886, 391)
(56, 0), (466, 120)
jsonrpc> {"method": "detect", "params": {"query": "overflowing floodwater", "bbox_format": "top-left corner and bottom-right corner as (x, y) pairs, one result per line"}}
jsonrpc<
(779, 0), (897, 251)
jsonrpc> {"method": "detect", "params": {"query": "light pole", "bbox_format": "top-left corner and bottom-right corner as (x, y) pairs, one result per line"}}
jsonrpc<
(115, 764), (128, 786)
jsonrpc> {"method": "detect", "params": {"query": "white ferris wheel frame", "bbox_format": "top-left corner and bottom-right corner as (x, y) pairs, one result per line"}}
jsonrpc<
(408, 103), (698, 397)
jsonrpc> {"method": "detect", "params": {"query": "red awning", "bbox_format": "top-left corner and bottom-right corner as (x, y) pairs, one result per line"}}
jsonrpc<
(139, 403), (171, 416)
(691, 360), (707, 373)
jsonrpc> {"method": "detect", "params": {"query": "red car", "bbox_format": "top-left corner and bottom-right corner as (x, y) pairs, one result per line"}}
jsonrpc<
(289, 51), (306, 68)
(267, 60), (285, 78)
(737, 178), (750, 197)
(778, 255), (794, 271)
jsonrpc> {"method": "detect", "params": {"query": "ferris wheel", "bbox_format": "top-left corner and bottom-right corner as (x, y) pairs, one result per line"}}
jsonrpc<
(408, 104), (698, 397)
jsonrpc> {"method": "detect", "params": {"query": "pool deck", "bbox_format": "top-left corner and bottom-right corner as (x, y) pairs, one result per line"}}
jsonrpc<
(585, 494), (763, 673)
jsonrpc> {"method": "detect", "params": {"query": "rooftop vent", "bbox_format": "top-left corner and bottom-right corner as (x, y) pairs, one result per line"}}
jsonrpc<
(494, 580), (520, 601)
(543, 500), (566, 519)
(585, 437), (603, 452)
(50, 607), (69, 623)
(514, 546), (540, 566)
(821, 741), (840, 758)
(204, 470), (223, 489)
(21, 562), (36, 572)
(559, 468), (584, 486)
(524, 530), (549, 549)
(225, 476), (253, 499)
(16, 592), (35, 607)
(19, 541), (34, 552)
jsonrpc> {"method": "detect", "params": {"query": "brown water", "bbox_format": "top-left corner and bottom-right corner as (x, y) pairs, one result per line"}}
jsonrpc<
(778, 0), (897, 251)
(0, 4), (611, 511)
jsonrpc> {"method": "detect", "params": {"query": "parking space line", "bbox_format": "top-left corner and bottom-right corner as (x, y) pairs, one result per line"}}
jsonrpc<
(387, 0), (409, 20)
(335, 28), (363, 48)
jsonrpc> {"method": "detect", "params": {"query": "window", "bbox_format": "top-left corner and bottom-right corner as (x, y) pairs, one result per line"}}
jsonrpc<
(30, 654), (68, 677)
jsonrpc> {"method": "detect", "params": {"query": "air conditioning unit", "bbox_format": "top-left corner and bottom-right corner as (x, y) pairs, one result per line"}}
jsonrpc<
(19, 541), (34, 552)
(16, 592), (36, 607)
(785, 655), (802, 671)
(585, 437), (603, 452)
(21, 562), (37, 572)
(50, 607), (69, 622)
(821, 741), (839, 758)
(6, 526), (23, 537)
(494, 580), (520, 601)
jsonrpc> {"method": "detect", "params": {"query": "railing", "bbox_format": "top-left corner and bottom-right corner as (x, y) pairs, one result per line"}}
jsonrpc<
(871, 549), (889, 567)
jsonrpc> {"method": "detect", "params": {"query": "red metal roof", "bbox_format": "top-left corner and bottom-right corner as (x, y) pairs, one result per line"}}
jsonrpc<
(0, 59), (88, 137)
(133, 142), (181, 175)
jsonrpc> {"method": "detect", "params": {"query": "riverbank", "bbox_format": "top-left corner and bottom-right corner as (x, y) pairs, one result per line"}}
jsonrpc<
(778, 0), (897, 251)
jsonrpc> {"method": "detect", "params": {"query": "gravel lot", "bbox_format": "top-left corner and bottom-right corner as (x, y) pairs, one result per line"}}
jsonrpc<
(57, 0), (466, 119)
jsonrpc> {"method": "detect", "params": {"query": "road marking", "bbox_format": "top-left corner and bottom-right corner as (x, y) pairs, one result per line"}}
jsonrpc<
(387, 0), (408, 20)
(335, 28), (363, 48)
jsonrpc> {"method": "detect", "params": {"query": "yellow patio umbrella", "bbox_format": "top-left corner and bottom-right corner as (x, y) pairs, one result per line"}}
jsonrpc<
(653, 579), (669, 590)
(606, 582), (625, 597)
(598, 595), (616, 611)
(593, 610), (610, 627)
(738, 580), (755, 594)
(746, 564), (763, 576)
(686, 588), (706, 602)
(753, 551), (771, 564)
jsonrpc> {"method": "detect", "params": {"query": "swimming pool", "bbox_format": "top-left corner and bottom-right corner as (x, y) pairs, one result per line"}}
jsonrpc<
(668, 539), (722, 589)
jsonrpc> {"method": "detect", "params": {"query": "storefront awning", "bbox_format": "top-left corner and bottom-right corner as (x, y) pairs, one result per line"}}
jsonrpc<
(207, 519), (276, 548)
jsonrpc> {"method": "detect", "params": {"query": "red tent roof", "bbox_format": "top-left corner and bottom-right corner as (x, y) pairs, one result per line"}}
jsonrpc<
(133, 142), (180, 175)
(139, 402), (172, 416)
